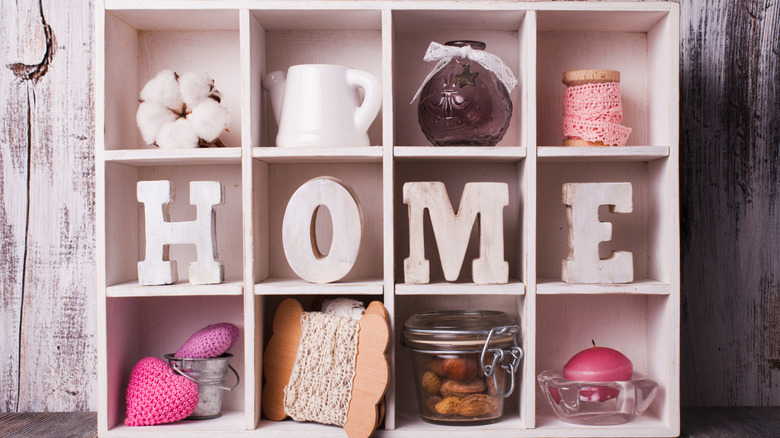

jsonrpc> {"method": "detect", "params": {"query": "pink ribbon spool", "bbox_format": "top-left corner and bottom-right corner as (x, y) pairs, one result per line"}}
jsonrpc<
(561, 70), (631, 146)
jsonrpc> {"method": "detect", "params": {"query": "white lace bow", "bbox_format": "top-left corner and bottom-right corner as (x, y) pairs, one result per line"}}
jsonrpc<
(411, 41), (518, 104)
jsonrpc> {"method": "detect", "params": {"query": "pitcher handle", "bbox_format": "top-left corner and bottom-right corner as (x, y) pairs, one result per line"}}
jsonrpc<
(346, 69), (382, 134)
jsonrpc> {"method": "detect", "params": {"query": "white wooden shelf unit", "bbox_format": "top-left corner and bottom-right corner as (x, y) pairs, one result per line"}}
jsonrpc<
(95, 1), (680, 437)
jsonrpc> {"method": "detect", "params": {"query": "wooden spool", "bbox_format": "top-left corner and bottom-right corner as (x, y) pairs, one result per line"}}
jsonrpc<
(262, 298), (390, 438)
(562, 69), (621, 147)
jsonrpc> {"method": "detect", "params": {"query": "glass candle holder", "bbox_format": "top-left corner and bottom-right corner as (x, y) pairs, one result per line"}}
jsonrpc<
(537, 369), (659, 426)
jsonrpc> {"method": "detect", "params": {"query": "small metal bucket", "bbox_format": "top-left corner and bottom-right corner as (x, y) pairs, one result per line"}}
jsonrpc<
(165, 353), (240, 420)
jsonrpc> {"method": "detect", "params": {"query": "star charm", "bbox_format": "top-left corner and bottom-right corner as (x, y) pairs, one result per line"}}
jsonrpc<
(455, 64), (479, 87)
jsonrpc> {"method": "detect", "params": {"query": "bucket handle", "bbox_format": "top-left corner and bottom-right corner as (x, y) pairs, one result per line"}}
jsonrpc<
(171, 362), (240, 391)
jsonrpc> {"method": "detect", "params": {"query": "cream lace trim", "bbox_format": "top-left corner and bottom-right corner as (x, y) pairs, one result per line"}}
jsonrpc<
(283, 311), (361, 426)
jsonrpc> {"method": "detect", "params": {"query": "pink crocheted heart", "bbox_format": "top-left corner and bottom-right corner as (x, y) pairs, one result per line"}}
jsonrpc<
(175, 322), (239, 359)
(124, 357), (199, 426)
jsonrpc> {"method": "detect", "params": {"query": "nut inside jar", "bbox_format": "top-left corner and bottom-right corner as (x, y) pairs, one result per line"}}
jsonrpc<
(402, 310), (522, 426)
(414, 353), (504, 424)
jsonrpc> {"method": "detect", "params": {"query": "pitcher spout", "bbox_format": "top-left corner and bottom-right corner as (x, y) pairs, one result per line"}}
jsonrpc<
(262, 71), (286, 124)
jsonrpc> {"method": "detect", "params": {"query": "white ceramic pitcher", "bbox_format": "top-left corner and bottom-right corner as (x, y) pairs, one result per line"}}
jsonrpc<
(263, 64), (382, 148)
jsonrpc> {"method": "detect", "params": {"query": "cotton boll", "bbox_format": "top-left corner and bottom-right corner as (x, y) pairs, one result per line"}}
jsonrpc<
(140, 70), (183, 110)
(136, 102), (177, 145)
(179, 72), (214, 108)
(156, 118), (199, 149)
(189, 99), (230, 142)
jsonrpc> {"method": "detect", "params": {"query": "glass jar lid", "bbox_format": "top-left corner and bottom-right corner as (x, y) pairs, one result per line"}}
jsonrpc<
(402, 310), (518, 352)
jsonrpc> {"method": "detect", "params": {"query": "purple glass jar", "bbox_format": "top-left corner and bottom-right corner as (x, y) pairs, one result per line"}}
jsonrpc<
(417, 41), (513, 146)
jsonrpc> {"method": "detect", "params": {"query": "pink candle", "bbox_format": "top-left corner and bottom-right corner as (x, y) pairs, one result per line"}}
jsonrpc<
(560, 342), (633, 403)
(563, 343), (633, 381)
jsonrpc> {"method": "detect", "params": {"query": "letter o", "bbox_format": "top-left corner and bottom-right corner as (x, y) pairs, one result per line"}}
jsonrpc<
(282, 177), (363, 283)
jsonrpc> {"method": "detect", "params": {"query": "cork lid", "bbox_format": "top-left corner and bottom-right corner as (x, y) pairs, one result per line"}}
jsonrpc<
(562, 69), (620, 86)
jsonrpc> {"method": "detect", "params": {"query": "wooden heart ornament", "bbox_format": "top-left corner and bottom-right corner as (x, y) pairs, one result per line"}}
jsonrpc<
(263, 298), (390, 438)
(125, 357), (199, 426)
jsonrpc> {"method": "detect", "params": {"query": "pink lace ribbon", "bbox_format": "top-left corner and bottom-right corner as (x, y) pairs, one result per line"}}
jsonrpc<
(562, 82), (631, 146)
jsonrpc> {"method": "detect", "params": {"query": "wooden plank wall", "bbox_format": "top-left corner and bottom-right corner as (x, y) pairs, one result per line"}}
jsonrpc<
(1, 0), (96, 411)
(0, 0), (777, 412)
(679, 0), (780, 405)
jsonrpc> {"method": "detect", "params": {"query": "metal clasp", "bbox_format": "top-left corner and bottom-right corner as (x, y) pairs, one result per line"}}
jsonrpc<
(479, 325), (523, 398)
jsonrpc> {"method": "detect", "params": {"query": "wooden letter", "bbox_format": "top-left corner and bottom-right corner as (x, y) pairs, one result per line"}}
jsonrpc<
(137, 180), (225, 285)
(403, 182), (509, 285)
(282, 177), (363, 284)
(562, 182), (633, 284)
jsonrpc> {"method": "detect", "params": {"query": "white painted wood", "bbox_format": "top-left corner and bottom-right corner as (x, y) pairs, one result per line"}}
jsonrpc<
(380, 8), (396, 429)
(253, 146), (382, 163)
(1, 0), (97, 414)
(103, 295), (246, 432)
(104, 148), (242, 166)
(561, 182), (634, 284)
(394, 146), (526, 162)
(95, 0), (109, 431)
(107, 280), (243, 297)
(537, 146), (669, 162)
(519, 9), (536, 428)
(255, 278), (383, 295)
(536, 28), (650, 147)
(95, 3), (680, 437)
(282, 177), (363, 283)
(537, 278), (670, 295)
(241, 9), (264, 428)
(395, 280), (525, 296)
(537, 162), (653, 282)
(137, 180), (225, 285)
(267, 163), (383, 282)
(392, 25), (522, 147)
(403, 182), (509, 285)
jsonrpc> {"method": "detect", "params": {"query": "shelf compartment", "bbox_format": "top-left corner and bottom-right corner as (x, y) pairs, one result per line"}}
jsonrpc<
(104, 148), (242, 166)
(103, 9), (241, 151)
(535, 294), (673, 434)
(394, 146), (526, 163)
(537, 146), (669, 163)
(394, 161), (525, 285)
(253, 146), (382, 163)
(104, 162), (244, 287)
(536, 161), (674, 285)
(394, 294), (528, 431)
(535, 8), (676, 148)
(248, 9), (384, 148)
(396, 280), (524, 296)
(391, 10), (528, 148)
(252, 162), (384, 285)
(105, 295), (245, 433)
(255, 278), (383, 295)
(107, 280), (243, 297)
(536, 278), (670, 295)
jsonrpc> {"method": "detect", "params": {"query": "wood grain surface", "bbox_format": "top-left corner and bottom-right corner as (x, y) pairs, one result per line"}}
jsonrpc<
(1, 0), (96, 412)
(0, 0), (779, 413)
(679, 0), (780, 406)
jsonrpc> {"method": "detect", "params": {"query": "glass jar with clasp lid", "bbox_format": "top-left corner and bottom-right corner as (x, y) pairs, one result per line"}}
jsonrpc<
(401, 310), (523, 425)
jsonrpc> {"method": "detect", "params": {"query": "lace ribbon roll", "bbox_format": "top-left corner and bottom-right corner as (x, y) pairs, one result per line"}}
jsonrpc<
(561, 69), (632, 146)
(283, 311), (361, 426)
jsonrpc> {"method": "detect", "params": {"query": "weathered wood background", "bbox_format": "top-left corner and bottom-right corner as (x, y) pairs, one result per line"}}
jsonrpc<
(0, 0), (778, 411)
